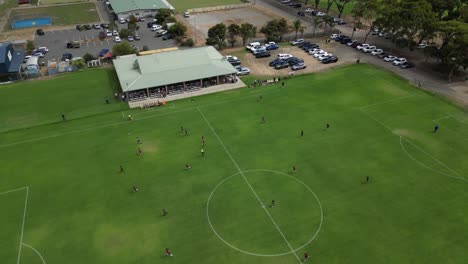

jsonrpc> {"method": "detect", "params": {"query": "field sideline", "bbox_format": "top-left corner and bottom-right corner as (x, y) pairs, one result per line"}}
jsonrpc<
(0, 64), (467, 264)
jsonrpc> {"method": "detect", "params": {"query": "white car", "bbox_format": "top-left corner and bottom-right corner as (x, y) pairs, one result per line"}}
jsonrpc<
(151, 24), (162, 31)
(417, 43), (427, 49)
(106, 30), (112, 37)
(347, 40), (357, 46)
(304, 8), (314, 12)
(308, 48), (321, 55)
(316, 11), (325, 16)
(356, 44), (369, 51)
(114, 36), (121, 43)
(392, 58), (407, 65)
(235, 65), (250, 75)
(318, 54), (332, 61)
(112, 30), (118, 36)
(371, 49), (383, 55)
(277, 53), (293, 59)
(384, 55), (398, 62)
(290, 39), (305, 45)
(37, 46), (49, 53)
(330, 34), (339, 40)
(119, 18), (125, 24)
(362, 45), (377, 53)
(183, 11), (190, 18)
(313, 51), (327, 58)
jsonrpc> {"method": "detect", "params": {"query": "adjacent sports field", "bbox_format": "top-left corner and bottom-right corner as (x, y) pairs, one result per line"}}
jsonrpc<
(1, 64), (467, 264)
(9, 2), (99, 27)
(39, 0), (87, 5)
(170, 0), (243, 12)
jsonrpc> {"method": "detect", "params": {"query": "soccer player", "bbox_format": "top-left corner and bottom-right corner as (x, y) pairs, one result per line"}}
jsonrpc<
(61, 113), (66, 121)
(303, 253), (310, 262)
(326, 123), (330, 129)
(133, 186), (139, 192)
(258, 95), (263, 101)
(366, 176), (370, 183)
(185, 129), (188, 136)
(136, 137), (142, 144)
(165, 248), (173, 257)
(105, 97), (109, 104)
(180, 126), (184, 133)
(301, 130), (304, 137)
(292, 166), (297, 173)
(271, 200), (275, 207)
(120, 165), (124, 173)
(128, 115), (132, 121)
(434, 124), (439, 133)
(162, 208), (168, 216)
(201, 148), (205, 157)
(282, 81), (285, 88)
(185, 163), (191, 170)
(262, 116), (266, 123)
(138, 148), (142, 156)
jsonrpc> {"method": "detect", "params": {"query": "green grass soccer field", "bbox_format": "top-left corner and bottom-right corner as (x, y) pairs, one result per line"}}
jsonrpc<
(169, 0), (243, 12)
(0, 64), (467, 264)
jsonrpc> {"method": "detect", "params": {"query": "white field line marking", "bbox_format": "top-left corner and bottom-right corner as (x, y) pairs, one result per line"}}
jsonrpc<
(0, 88), (279, 149)
(359, 109), (463, 179)
(22, 243), (46, 264)
(399, 137), (467, 182)
(0, 186), (28, 196)
(433, 115), (451, 122)
(356, 94), (417, 110)
(17, 186), (29, 264)
(197, 107), (302, 264)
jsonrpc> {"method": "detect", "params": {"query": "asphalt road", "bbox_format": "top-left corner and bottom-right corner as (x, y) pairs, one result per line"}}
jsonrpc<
(33, 21), (177, 61)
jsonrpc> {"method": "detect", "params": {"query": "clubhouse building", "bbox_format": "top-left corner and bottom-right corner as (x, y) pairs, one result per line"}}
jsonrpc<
(113, 46), (243, 108)
(107, 0), (175, 20)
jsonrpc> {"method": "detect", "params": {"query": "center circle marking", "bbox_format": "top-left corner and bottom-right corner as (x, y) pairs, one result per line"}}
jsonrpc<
(206, 169), (323, 257)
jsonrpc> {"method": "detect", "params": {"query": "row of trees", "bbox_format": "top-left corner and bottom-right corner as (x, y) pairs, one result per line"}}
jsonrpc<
(313, 0), (354, 18)
(350, 0), (467, 80)
(206, 23), (257, 49)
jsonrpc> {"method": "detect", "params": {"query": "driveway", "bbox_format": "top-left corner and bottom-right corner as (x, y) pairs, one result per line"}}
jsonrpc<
(33, 21), (177, 61)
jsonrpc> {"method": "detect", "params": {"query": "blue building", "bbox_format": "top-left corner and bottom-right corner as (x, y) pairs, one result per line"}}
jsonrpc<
(0, 42), (25, 80)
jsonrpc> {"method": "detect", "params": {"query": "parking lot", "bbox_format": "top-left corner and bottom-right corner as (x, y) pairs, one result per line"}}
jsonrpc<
(186, 7), (274, 38)
(33, 21), (177, 61)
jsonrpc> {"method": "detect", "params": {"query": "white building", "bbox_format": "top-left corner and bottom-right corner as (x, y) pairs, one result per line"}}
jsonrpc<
(108, 0), (175, 20)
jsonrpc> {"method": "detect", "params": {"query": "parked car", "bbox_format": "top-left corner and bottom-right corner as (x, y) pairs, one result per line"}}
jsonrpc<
(297, 11), (305, 16)
(83, 24), (92, 30)
(75, 25), (83, 31)
(128, 35), (134, 41)
(292, 3), (301, 8)
(274, 61), (290, 69)
(322, 56), (338, 64)
(246, 42), (261, 51)
(32, 51), (45, 58)
(183, 11), (190, 18)
(255, 51), (271, 58)
(162, 33), (173, 40)
(119, 17), (125, 24)
(277, 53), (293, 59)
(362, 45), (377, 53)
(356, 43), (369, 51)
(134, 33), (141, 40)
(313, 51), (327, 58)
(351, 42), (361, 48)
(392, 58), (407, 66)
(400, 62), (414, 69)
(384, 55), (398, 62)
(36, 29), (44, 35)
(61, 53), (72, 61)
(147, 22), (157, 28)
(288, 58), (304, 66)
(226, 55), (241, 66)
(371, 49), (384, 55)
(377, 52), (388, 58)
(112, 30), (119, 36)
(269, 58), (283, 67)
(281, 0), (291, 3)
(347, 40), (357, 46)
(36, 47), (49, 53)
(316, 11), (325, 16)
(156, 30), (168, 37)
(235, 65), (250, 75)
(138, 17), (145, 22)
(252, 46), (267, 54)
(340, 38), (352, 44)
(92, 24), (101, 29)
(151, 24), (162, 31)
(330, 34), (339, 40)
(106, 30), (112, 37)
(114, 36), (121, 43)
(308, 48), (321, 55)
(417, 43), (427, 49)
(99, 49), (109, 57)
(265, 42), (279, 50)
(317, 54), (332, 61)
(101, 23), (110, 29)
(305, 8), (314, 12)
(292, 62), (306, 70)
(290, 39), (305, 46)
(66, 41), (80, 48)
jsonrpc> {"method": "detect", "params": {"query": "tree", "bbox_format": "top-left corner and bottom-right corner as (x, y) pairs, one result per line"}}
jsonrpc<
(227, 24), (240, 47)
(119, 28), (133, 38)
(260, 20), (281, 42)
(109, 20), (117, 31)
(168, 21), (187, 37)
(156, 9), (172, 24)
(322, 15), (335, 34)
(293, 19), (302, 39)
(127, 15), (138, 33)
(315, 0), (320, 9)
(26, 40), (35, 54)
(312, 16), (325, 37)
(277, 18), (289, 42)
(112, 42), (137, 57)
(239, 23), (256, 46)
(83, 53), (95, 63)
(335, 0), (352, 18)
(434, 20), (468, 81)
(325, 0), (336, 13)
(351, 0), (380, 43)
(206, 23), (227, 49)
(428, 0), (461, 20)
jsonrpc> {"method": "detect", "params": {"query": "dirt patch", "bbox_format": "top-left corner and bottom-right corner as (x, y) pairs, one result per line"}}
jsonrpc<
(222, 38), (358, 77)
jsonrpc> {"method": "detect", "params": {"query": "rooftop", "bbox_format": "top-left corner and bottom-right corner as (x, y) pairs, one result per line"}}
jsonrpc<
(109, 0), (174, 13)
(113, 46), (238, 92)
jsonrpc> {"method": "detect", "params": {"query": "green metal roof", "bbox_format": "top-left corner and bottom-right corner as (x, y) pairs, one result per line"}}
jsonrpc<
(109, 0), (174, 14)
(113, 46), (238, 92)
